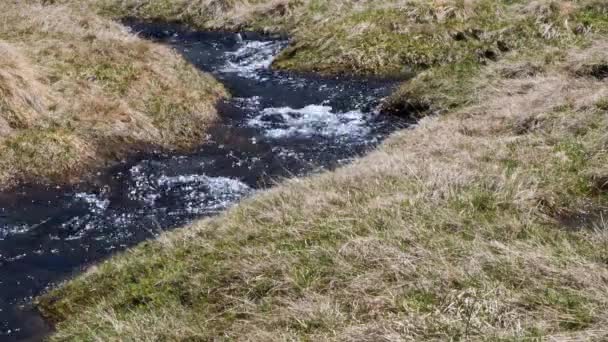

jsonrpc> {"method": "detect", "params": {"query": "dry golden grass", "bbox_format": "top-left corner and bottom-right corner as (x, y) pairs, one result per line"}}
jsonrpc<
(0, 42), (55, 135)
(39, 19), (608, 339)
(0, 1), (226, 187)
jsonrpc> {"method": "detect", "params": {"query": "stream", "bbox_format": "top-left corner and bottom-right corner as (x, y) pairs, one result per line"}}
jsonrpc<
(0, 22), (405, 341)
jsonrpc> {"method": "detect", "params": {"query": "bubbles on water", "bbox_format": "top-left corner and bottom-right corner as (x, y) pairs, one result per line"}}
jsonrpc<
(248, 105), (371, 139)
(128, 162), (251, 215)
(74, 193), (110, 214)
(0, 224), (31, 240)
(128, 164), (162, 206)
(158, 174), (251, 214)
(232, 96), (262, 111)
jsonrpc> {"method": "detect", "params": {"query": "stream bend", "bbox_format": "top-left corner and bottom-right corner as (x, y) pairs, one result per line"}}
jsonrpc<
(0, 21), (405, 341)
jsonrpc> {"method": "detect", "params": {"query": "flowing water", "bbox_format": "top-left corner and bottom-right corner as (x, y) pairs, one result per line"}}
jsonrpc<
(0, 22), (405, 341)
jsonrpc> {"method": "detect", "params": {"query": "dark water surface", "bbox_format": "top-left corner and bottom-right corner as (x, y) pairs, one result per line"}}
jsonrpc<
(0, 22), (405, 340)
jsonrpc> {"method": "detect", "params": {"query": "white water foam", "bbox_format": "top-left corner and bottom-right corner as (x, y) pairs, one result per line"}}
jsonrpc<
(74, 193), (110, 214)
(128, 164), (161, 206)
(158, 174), (252, 214)
(232, 96), (262, 111)
(0, 224), (31, 240)
(220, 40), (284, 79)
(248, 105), (370, 139)
(128, 165), (251, 214)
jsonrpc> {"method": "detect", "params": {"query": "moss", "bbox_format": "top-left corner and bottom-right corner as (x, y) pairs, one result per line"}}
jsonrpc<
(383, 59), (481, 116)
(596, 98), (608, 111)
(525, 288), (596, 330)
(575, 2), (608, 33)
(398, 289), (440, 313)
(85, 62), (139, 95)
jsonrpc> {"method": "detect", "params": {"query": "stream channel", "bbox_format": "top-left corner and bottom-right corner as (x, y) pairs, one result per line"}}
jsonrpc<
(0, 21), (406, 341)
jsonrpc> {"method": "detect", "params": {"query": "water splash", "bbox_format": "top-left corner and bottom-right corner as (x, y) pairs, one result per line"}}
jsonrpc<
(248, 105), (371, 139)
(220, 40), (285, 79)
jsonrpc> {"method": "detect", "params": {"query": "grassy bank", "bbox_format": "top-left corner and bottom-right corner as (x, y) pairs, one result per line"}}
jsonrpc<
(0, 1), (226, 188)
(37, 0), (608, 340)
(72, 0), (608, 112)
(39, 43), (608, 339)
(71, 0), (608, 71)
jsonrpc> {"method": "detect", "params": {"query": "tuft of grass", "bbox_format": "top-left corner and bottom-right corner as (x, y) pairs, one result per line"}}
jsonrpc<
(0, 128), (94, 184)
(0, 1), (226, 187)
